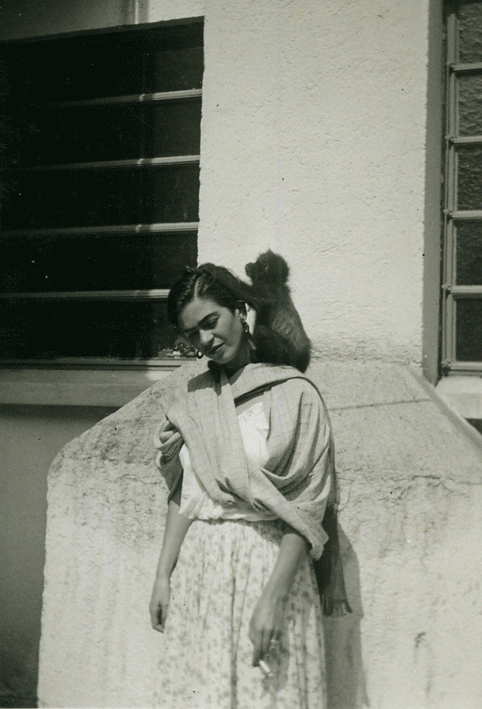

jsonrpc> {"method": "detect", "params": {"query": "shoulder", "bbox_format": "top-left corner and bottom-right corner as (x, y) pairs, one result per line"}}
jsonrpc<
(166, 367), (215, 417)
(269, 374), (329, 424)
(271, 374), (324, 404)
(186, 368), (216, 393)
(266, 375), (332, 449)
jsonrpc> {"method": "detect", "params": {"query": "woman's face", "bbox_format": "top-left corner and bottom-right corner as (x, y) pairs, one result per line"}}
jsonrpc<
(178, 296), (250, 370)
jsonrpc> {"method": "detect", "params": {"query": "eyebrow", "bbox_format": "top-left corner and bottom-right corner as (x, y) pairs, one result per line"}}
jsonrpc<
(182, 311), (218, 337)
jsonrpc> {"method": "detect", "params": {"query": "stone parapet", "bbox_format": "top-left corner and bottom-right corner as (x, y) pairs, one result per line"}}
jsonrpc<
(38, 361), (482, 709)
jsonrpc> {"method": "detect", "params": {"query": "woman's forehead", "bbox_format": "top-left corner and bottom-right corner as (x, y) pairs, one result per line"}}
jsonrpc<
(178, 296), (221, 330)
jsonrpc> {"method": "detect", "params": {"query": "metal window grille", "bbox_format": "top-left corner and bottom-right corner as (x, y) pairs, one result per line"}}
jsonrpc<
(0, 21), (203, 367)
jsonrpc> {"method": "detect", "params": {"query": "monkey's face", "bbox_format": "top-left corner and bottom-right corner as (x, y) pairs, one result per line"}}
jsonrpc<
(246, 249), (289, 285)
(178, 296), (250, 371)
(245, 260), (267, 283)
(245, 261), (255, 280)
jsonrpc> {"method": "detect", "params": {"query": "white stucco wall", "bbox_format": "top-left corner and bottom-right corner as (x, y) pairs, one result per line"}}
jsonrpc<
(197, 0), (430, 364)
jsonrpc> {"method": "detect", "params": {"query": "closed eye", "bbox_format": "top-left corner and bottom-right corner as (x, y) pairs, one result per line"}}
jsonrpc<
(203, 317), (218, 330)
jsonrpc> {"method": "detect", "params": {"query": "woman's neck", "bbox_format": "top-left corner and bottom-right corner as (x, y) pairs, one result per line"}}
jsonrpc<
(223, 339), (251, 377)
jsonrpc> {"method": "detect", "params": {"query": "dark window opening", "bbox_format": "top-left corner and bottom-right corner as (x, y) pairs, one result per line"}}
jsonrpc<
(0, 21), (203, 365)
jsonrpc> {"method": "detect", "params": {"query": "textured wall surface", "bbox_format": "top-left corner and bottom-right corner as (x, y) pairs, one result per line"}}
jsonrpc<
(0, 405), (115, 707)
(197, 0), (429, 364)
(38, 362), (482, 709)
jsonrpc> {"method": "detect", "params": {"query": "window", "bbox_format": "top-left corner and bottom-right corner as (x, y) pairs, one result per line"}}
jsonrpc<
(443, 1), (482, 373)
(0, 21), (202, 366)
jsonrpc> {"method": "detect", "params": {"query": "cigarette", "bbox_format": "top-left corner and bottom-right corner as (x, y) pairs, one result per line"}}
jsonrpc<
(259, 660), (272, 676)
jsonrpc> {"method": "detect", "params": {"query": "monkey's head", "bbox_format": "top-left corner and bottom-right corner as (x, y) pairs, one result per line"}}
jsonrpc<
(245, 249), (289, 285)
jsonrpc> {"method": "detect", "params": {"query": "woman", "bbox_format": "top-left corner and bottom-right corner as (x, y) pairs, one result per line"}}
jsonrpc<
(150, 264), (343, 709)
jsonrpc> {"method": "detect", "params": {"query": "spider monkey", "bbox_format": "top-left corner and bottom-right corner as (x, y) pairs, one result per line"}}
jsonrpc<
(244, 250), (311, 372)
(198, 252), (311, 372)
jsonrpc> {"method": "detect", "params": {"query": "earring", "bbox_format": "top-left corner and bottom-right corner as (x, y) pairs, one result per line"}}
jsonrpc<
(239, 313), (250, 334)
(196, 350), (204, 359)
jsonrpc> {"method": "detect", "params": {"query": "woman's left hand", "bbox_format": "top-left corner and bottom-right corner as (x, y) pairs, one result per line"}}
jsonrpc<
(150, 574), (171, 633)
(249, 588), (286, 666)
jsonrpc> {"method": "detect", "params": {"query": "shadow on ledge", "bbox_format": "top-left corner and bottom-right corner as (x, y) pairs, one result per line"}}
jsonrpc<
(324, 527), (368, 709)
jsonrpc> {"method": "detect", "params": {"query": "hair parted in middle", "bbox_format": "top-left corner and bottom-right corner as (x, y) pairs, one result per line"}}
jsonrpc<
(167, 263), (255, 326)
(167, 262), (300, 369)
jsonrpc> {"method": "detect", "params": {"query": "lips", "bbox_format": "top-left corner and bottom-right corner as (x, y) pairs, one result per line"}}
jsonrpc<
(207, 344), (223, 356)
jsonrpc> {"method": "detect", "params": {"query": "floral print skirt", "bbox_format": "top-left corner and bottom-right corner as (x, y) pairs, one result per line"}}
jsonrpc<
(154, 517), (326, 709)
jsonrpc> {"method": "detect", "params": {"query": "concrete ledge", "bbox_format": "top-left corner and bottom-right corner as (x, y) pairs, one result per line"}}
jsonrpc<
(436, 375), (482, 421)
(0, 367), (179, 407)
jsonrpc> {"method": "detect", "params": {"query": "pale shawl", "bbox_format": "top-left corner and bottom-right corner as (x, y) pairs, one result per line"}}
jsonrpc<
(155, 362), (333, 558)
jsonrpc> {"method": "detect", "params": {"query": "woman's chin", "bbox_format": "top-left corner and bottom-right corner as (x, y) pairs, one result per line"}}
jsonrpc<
(210, 348), (240, 367)
(207, 346), (228, 364)
(207, 343), (249, 370)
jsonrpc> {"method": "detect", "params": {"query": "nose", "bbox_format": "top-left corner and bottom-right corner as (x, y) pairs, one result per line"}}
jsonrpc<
(199, 329), (213, 349)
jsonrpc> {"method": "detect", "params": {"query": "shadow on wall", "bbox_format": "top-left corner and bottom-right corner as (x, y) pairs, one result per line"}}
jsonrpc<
(0, 650), (37, 708)
(324, 527), (368, 709)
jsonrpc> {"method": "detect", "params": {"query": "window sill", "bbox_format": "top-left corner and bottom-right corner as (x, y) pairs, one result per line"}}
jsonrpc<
(0, 363), (182, 407)
(436, 375), (482, 420)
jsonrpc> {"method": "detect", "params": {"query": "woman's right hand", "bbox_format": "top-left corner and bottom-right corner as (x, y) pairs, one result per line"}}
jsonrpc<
(153, 418), (183, 462)
(149, 575), (171, 633)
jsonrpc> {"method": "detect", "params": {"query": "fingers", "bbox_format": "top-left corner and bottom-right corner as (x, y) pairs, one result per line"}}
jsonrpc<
(161, 430), (182, 446)
(250, 628), (262, 667)
(153, 419), (183, 464)
(154, 420), (182, 449)
(249, 596), (284, 667)
(153, 418), (176, 448)
(250, 628), (281, 667)
(150, 601), (168, 633)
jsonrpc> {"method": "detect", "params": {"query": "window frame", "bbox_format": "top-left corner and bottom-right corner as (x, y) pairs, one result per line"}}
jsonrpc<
(0, 19), (203, 370)
(442, 1), (482, 375)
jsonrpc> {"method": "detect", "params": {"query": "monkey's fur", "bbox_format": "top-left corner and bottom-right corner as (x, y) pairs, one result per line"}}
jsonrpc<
(244, 250), (311, 372)
(199, 252), (311, 372)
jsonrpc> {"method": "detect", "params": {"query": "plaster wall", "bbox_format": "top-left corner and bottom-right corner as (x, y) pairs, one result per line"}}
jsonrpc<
(0, 405), (114, 705)
(197, 0), (430, 365)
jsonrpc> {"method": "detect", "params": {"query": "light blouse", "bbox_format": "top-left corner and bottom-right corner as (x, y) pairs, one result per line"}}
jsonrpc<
(179, 401), (277, 522)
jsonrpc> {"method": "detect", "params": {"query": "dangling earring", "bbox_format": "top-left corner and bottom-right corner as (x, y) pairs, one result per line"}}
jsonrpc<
(196, 350), (204, 359)
(239, 313), (250, 334)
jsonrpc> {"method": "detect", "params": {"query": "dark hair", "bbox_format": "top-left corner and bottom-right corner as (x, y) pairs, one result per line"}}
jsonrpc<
(167, 264), (253, 326)
(168, 263), (295, 368)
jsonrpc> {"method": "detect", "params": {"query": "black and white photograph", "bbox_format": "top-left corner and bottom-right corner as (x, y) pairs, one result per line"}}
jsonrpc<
(1, 1), (482, 708)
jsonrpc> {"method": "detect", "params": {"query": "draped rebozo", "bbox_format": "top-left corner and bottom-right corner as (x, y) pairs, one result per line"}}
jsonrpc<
(155, 363), (333, 559)
(154, 362), (351, 615)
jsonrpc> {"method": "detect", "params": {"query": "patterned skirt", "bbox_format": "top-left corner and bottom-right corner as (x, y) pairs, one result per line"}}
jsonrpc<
(154, 517), (326, 709)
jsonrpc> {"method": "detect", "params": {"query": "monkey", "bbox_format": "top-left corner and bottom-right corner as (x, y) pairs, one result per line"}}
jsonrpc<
(244, 250), (311, 372)
(197, 252), (311, 372)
